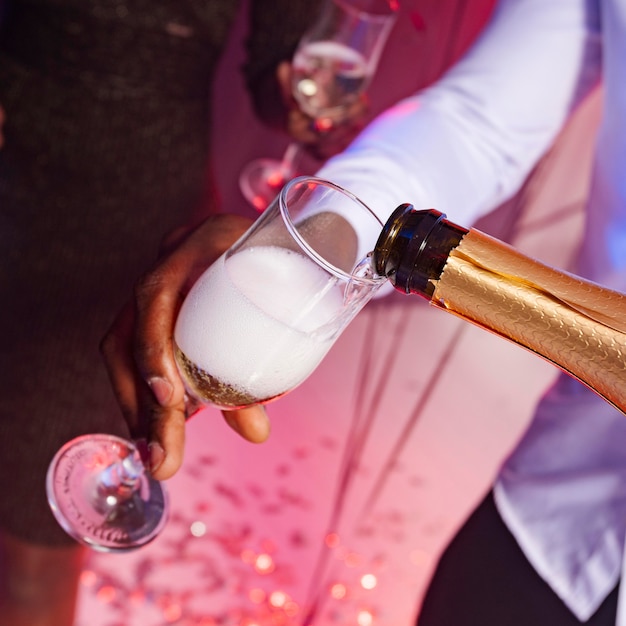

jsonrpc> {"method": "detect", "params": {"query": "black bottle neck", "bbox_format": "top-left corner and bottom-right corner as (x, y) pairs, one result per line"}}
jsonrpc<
(372, 204), (468, 298)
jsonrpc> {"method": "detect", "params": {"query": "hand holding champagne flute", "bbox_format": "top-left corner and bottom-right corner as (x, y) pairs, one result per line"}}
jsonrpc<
(46, 215), (259, 552)
(48, 178), (386, 551)
(239, 0), (397, 212)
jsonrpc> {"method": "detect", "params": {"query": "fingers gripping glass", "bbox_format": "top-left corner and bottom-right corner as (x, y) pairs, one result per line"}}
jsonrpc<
(46, 177), (386, 550)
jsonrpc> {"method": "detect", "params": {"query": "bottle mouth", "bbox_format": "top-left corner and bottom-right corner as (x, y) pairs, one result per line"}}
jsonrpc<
(373, 205), (467, 296)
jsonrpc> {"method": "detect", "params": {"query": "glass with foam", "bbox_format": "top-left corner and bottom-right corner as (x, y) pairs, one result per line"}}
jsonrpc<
(174, 176), (386, 410)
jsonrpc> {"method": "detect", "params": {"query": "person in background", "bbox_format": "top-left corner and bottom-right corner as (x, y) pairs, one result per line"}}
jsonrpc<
(0, 1), (371, 624)
(102, 0), (626, 624)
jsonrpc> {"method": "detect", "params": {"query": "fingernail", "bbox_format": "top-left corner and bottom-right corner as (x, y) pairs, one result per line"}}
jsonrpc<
(148, 441), (166, 473)
(147, 377), (173, 406)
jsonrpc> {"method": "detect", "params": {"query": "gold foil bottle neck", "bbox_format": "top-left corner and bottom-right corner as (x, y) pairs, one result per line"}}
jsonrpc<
(374, 208), (626, 415)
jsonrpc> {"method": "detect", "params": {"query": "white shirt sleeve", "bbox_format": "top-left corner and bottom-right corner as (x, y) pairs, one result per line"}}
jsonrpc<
(317, 0), (602, 229)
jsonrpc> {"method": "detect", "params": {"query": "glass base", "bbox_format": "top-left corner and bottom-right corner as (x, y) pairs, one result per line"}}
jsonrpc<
(46, 434), (168, 552)
(239, 157), (294, 212)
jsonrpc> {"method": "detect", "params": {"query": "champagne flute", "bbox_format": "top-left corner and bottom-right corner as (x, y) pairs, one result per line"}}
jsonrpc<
(46, 176), (386, 551)
(239, 0), (397, 213)
(174, 176), (387, 409)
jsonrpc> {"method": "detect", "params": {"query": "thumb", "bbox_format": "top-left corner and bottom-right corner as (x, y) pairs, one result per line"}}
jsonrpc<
(222, 406), (271, 443)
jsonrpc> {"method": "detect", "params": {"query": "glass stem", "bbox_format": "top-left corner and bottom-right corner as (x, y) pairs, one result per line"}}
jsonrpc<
(97, 453), (144, 500)
(279, 142), (301, 176)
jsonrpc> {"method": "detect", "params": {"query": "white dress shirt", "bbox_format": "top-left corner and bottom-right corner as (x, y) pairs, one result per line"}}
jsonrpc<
(319, 0), (626, 620)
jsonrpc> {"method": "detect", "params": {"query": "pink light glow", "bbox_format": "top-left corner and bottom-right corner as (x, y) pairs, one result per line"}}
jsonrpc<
(79, 570), (97, 587)
(252, 195), (268, 212)
(267, 172), (285, 188)
(357, 609), (375, 626)
(313, 118), (333, 133)
(330, 582), (347, 599)
(96, 585), (116, 604)
(361, 574), (378, 590)
(254, 553), (275, 574)
(269, 590), (289, 607)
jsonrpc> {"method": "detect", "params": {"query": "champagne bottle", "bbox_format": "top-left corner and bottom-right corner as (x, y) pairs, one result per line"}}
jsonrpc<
(372, 204), (626, 415)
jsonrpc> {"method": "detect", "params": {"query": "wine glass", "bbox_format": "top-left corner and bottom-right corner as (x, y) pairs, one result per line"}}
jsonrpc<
(46, 176), (386, 551)
(239, 0), (397, 213)
(174, 176), (387, 410)
(47, 433), (168, 552)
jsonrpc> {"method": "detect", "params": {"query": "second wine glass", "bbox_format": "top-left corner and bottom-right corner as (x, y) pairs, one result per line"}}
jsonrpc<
(239, 0), (397, 212)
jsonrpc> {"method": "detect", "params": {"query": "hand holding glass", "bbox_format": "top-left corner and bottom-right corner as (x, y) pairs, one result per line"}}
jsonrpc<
(46, 177), (386, 550)
(239, 0), (397, 212)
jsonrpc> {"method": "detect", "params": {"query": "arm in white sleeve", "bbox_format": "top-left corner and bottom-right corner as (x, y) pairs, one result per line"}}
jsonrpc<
(317, 0), (602, 228)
